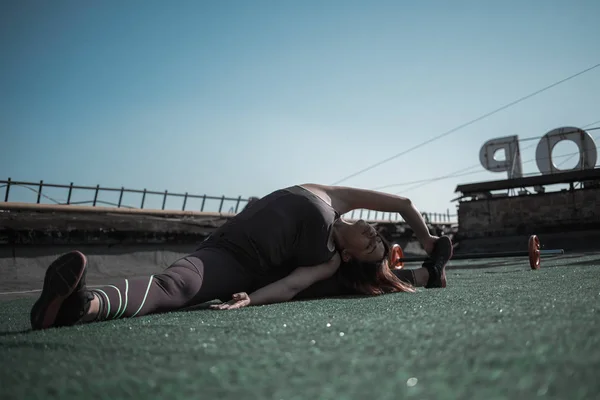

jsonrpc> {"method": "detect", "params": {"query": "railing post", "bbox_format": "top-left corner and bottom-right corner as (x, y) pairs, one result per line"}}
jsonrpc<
(67, 182), (73, 205)
(182, 192), (188, 211)
(4, 177), (11, 202)
(37, 180), (44, 203)
(118, 187), (124, 207)
(93, 184), (100, 206)
(200, 195), (206, 211)
(141, 189), (147, 209)
(218, 195), (225, 213)
(234, 196), (242, 213)
(162, 190), (168, 210)
(580, 130), (586, 169)
(546, 137), (552, 174)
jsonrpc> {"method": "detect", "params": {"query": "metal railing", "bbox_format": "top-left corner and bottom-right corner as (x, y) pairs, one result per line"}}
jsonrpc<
(0, 178), (457, 224)
(345, 208), (456, 224)
(0, 178), (251, 214)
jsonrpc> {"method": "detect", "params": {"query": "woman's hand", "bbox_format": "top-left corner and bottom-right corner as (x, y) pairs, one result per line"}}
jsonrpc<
(210, 292), (251, 310)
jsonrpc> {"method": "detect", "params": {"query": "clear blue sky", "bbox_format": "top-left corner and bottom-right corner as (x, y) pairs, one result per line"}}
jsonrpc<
(2, 0), (599, 215)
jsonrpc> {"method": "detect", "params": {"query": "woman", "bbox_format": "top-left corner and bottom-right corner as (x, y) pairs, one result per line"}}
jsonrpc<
(30, 184), (453, 330)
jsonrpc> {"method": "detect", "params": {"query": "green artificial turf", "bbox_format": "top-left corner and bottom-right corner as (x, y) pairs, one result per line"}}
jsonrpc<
(1, 254), (600, 400)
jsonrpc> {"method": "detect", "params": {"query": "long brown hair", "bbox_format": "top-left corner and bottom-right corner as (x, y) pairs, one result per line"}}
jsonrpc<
(338, 234), (415, 295)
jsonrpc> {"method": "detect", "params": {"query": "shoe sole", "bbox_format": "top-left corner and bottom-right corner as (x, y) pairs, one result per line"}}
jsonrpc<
(30, 251), (87, 330)
(436, 236), (453, 288)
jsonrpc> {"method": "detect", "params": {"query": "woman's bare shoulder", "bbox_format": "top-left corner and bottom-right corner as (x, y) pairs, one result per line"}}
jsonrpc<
(299, 183), (409, 214)
(298, 183), (333, 206)
(297, 183), (353, 214)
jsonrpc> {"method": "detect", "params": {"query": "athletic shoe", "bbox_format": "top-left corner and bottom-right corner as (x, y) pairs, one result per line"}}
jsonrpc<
(30, 251), (92, 330)
(425, 236), (453, 289)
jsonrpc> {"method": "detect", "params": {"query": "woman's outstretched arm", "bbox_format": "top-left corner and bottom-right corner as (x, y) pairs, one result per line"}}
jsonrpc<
(302, 183), (436, 252)
(210, 253), (341, 310)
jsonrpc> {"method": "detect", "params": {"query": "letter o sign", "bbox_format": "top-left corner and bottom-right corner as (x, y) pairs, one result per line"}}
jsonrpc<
(535, 126), (597, 175)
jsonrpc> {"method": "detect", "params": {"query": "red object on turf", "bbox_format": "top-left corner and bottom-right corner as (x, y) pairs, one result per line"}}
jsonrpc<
(528, 235), (541, 270)
(389, 244), (404, 269)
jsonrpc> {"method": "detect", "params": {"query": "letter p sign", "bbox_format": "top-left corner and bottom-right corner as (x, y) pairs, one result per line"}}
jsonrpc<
(479, 126), (597, 179)
(479, 135), (523, 179)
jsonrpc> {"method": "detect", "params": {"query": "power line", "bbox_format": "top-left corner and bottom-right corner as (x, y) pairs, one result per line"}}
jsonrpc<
(582, 119), (600, 128)
(0, 184), (65, 204)
(373, 169), (486, 190)
(557, 133), (600, 168)
(398, 147), (599, 194)
(373, 122), (600, 192)
(371, 163), (482, 190)
(330, 62), (600, 185)
(0, 183), (137, 208)
(519, 125), (600, 152)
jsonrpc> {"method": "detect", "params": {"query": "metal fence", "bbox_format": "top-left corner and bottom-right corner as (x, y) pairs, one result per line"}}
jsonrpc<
(346, 208), (456, 224)
(0, 178), (457, 224)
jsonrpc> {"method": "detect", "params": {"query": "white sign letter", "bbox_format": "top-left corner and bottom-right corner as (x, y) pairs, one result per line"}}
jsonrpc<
(479, 135), (523, 179)
(535, 126), (597, 175)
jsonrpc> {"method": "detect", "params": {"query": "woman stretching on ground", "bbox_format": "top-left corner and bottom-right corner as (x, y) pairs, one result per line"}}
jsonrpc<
(30, 184), (453, 330)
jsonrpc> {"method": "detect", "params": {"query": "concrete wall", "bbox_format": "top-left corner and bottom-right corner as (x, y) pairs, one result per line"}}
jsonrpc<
(458, 187), (600, 238)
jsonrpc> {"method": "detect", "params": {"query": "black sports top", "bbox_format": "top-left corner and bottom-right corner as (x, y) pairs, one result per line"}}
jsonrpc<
(198, 185), (340, 275)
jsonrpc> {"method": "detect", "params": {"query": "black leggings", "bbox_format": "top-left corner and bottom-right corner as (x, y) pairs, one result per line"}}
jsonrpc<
(89, 248), (419, 321)
(89, 248), (254, 320)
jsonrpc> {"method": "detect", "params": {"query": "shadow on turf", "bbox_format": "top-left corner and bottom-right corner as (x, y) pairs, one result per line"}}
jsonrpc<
(448, 253), (600, 271)
(482, 269), (527, 275)
(0, 340), (79, 351)
(0, 329), (33, 336)
(449, 261), (519, 270)
(180, 295), (365, 311)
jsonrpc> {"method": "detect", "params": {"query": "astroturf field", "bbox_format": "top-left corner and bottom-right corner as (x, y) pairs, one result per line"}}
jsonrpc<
(1, 254), (600, 400)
